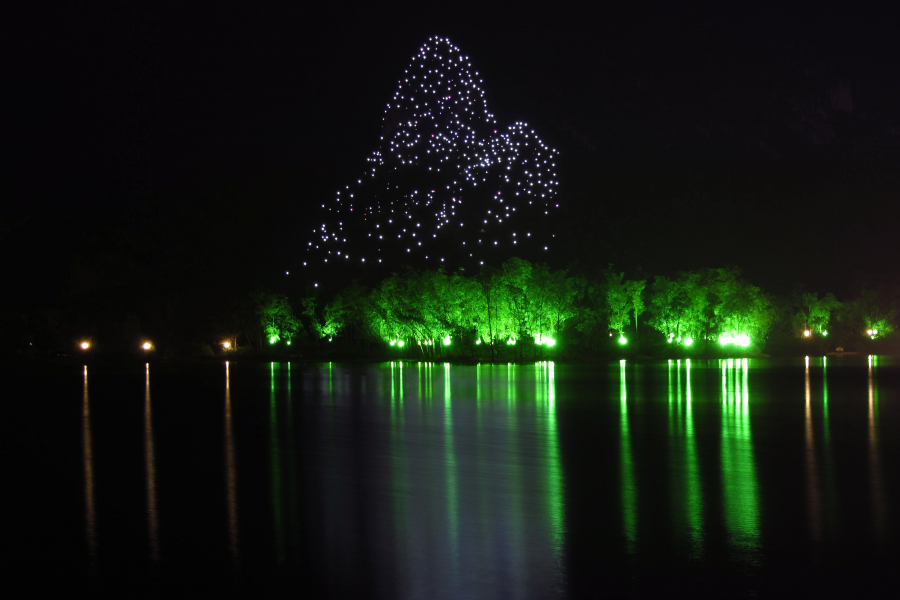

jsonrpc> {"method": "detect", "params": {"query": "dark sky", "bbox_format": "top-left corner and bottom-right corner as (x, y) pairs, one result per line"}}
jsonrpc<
(6, 5), (900, 308)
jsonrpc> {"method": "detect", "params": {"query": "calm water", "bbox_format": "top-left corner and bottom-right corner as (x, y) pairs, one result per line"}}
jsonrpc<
(4, 357), (899, 598)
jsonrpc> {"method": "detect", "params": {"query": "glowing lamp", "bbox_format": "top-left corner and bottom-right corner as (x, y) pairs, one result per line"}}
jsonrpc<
(684, 337), (693, 346)
(269, 336), (277, 345)
(390, 339), (397, 346)
(822, 331), (828, 337)
(475, 339), (481, 345)
(803, 330), (811, 337)
(736, 334), (751, 347)
(443, 336), (451, 345)
(398, 340), (405, 347)
(618, 336), (627, 345)
(867, 329), (873, 335)
(286, 341), (291, 345)
(222, 342), (231, 349)
(142, 342), (152, 350)
(80, 341), (90, 350)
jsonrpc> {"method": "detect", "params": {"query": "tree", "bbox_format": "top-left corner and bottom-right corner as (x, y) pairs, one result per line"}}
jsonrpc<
(605, 269), (630, 339)
(627, 279), (646, 341)
(253, 292), (299, 346)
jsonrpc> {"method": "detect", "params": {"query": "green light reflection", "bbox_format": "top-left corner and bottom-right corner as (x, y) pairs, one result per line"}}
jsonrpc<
(620, 359), (637, 552)
(805, 359), (822, 541)
(545, 361), (564, 569)
(270, 362), (285, 564)
(444, 363), (459, 577)
(868, 357), (886, 537)
(720, 358), (759, 552)
(669, 360), (703, 557)
(684, 360), (703, 557)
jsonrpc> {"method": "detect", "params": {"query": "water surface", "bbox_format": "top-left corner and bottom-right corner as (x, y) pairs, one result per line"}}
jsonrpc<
(4, 357), (899, 597)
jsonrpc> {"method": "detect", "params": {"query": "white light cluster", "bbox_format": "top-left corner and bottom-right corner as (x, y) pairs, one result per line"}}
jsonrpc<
(307, 37), (559, 268)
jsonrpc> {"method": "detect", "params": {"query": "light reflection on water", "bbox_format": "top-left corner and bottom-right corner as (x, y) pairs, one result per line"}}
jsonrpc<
(65, 356), (900, 597)
(868, 356), (886, 538)
(144, 363), (159, 564)
(224, 362), (239, 568)
(805, 357), (823, 542)
(720, 358), (760, 555)
(82, 366), (96, 572)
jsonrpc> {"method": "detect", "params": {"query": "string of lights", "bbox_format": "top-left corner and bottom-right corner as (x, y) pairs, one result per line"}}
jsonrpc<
(305, 37), (560, 271)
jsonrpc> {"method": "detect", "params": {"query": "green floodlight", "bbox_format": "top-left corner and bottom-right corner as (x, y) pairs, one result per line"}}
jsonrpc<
(736, 334), (751, 347)
(618, 335), (627, 345)
(507, 338), (516, 345)
(286, 340), (291, 345)
(443, 335), (451, 346)
(534, 334), (556, 347)
(822, 330), (828, 336)
(269, 336), (278, 345)
(475, 339), (481, 345)
(684, 336), (693, 346)
(676, 336), (682, 342)
(398, 340), (405, 347)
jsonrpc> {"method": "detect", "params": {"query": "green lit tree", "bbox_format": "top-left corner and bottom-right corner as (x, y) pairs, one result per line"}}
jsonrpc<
(793, 292), (841, 337)
(647, 275), (682, 340)
(626, 279), (646, 341)
(253, 291), (299, 346)
(605, 269), (630, 340)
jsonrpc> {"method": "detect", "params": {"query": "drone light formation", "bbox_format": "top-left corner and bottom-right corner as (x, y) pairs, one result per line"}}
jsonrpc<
(305, 37), (560, 270)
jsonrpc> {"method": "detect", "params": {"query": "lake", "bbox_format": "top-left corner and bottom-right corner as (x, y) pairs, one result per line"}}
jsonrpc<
(4, 357), (898, 598)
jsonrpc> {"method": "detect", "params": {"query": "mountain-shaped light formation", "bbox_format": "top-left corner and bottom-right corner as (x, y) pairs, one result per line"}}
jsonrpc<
(304, 36), (559, 272)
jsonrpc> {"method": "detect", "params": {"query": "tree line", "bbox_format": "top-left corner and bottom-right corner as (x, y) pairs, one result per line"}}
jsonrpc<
(275, 258), (896, 360)
(6, 253), (896, 359)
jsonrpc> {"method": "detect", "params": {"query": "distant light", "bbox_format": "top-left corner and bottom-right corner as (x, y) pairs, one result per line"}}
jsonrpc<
(80, 341), (90, 350)
(475, 339), (481, 345)
(286, 341), (291, 345)
(867, 329), (873, 335)
(507, 338), (516, 345)
(684, 336), (693, 346)
(803, 330), (811, 337)
(398, 340), (405, 347)
(822, 331), (828, 337)
(222, 342), (231, 349)
(269, 336), (277, 345)
(142, 342), (152, 350)
(618, 336), (627, 345)
(285, 271), (289, 275)
(443, 335), (451, 345)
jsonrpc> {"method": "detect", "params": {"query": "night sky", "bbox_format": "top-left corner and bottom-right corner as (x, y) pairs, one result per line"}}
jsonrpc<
(6, 6), (899, 310)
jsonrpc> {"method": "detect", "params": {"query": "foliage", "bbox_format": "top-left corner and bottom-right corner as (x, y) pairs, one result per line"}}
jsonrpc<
(252, 291), (299, 344)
